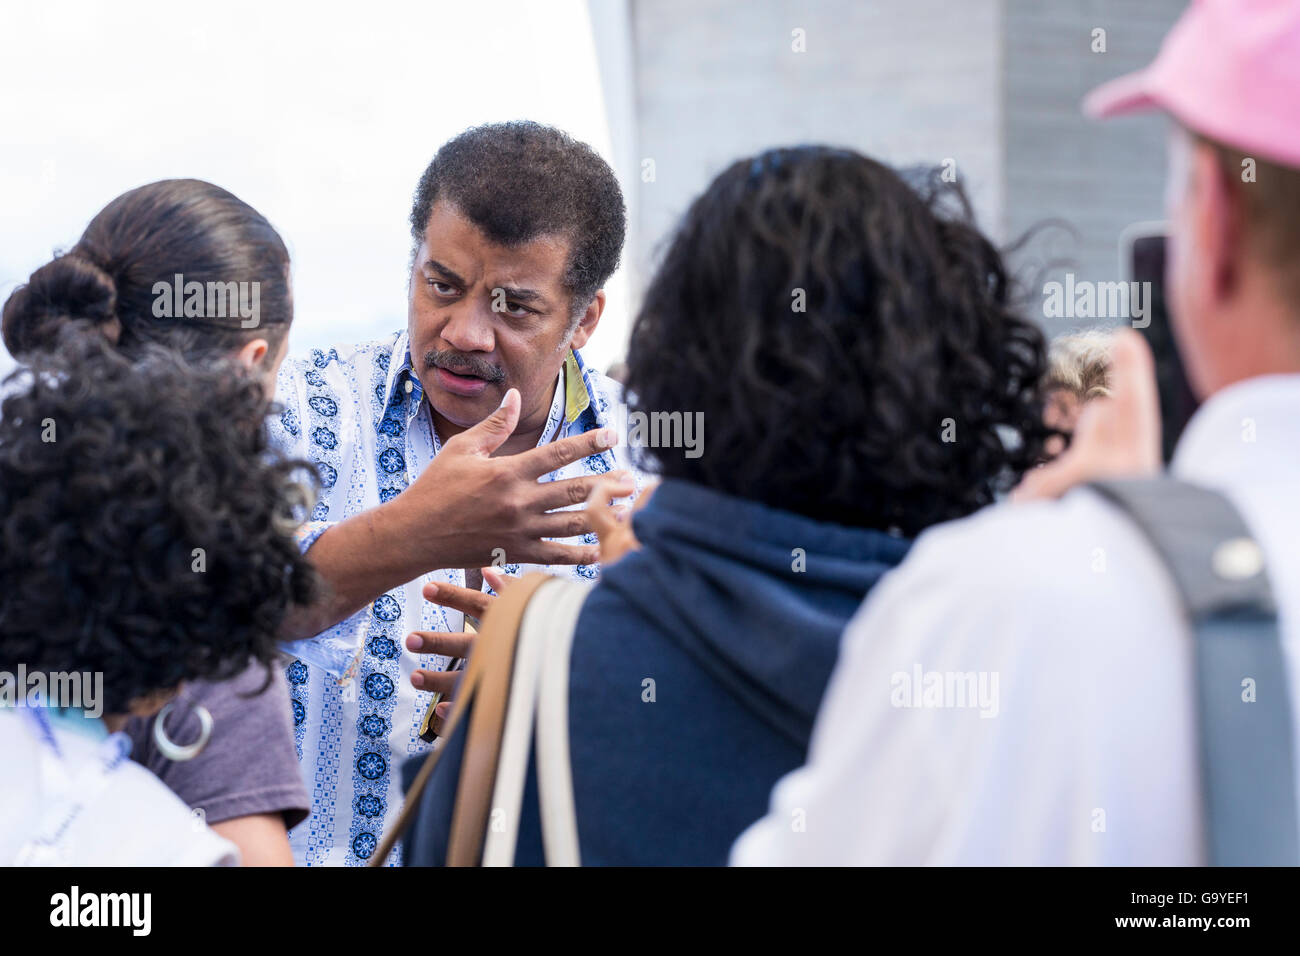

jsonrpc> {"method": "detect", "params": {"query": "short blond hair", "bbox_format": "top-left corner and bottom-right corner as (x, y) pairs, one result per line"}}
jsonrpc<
(1045, 328), (1113, 402)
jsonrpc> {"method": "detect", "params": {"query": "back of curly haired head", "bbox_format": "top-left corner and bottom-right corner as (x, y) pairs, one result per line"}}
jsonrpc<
(0, 334), (318, 715)
(625, 146), (1048, 535)
(3, 179), (292, 361)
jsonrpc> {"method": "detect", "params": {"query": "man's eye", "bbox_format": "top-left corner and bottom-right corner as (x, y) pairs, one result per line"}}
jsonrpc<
(505, 302), (532, 317)
(428, 280), (457, 296)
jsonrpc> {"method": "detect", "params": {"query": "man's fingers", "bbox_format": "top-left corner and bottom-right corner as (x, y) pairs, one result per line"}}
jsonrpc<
(531, 509), (596, 540)
(513, 541), (601, 567)
(531, 471), (633, 511)
(448, 388), (521, 457)
(405, 629), (474, 658)
(482, 566), (511, 594)
(410, 668), (459, 695)
(528, 479), (638, 539)
(420, 580), (492, 619)
(427, 700), (455, 737)
(516, 427), (618, 479)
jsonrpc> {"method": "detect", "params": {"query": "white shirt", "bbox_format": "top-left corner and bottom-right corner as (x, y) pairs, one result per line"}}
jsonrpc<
(270, 332), (639, 866)
(0, 707), (238, 866)
(732, 374), (1300, 865)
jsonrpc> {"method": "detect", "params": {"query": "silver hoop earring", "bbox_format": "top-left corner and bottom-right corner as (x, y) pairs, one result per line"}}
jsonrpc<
(152, 699), (213, 762)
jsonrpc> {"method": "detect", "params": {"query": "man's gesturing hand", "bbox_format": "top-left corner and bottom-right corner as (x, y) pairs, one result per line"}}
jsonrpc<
(406, 568), (511, 728)
(395, 388), (628, 570)
(280, 392), (622, 642)
(406, 575), (494, 690)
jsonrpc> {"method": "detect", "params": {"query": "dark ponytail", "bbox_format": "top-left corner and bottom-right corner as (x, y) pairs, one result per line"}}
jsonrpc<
(3, 253), (121, 354)
(2, 179), (292, 361)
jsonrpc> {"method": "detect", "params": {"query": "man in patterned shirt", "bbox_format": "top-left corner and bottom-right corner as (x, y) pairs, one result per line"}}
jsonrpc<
(270, 122), (641, 865)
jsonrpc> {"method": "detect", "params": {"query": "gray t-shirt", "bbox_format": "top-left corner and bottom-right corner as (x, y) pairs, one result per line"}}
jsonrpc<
(125, 661), (309, 829)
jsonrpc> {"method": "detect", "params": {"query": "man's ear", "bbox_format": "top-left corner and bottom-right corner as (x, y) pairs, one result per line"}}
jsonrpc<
(235, 337), (271, 369)
(568, 290), (606, 351)
(1193, 142), (1244, 303)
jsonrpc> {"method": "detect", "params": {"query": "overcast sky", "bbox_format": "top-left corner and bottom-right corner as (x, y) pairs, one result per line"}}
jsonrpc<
(0, 0), (630, 380)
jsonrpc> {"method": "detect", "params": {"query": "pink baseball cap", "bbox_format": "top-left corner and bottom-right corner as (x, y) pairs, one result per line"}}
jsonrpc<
(1084, 0), (1300, 169)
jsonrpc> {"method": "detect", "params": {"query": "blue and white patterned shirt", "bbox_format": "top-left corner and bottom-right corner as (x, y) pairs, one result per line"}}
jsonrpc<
(269, 330), (637, 866)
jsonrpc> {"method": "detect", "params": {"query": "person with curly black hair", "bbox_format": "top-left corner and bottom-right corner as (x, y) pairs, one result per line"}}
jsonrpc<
(403, 145), (1049, 866)
(623, 148), (1047, 532)
(1, 179), (322, 865)
(0, 333), (317, 865)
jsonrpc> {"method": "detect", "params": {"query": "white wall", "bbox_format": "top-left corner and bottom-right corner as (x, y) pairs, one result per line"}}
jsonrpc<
(625, 0), (1182, 340)
(629, 0), (1004, 279)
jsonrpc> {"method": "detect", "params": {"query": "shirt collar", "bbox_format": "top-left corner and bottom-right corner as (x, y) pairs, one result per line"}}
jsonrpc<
(565, 347), (609, 432)
(380, 331), (423, 423)
(533, 348), (604, 445)
(563, 348), (591, 424)
(1172, 373), (1300, 485)
(537, 366), (567, 446)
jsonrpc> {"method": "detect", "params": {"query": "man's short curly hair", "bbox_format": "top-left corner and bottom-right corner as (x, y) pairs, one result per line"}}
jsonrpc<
(0, 331), (319, 714)
(626, 146), (1049, 536)
(409, 121), (626, 315)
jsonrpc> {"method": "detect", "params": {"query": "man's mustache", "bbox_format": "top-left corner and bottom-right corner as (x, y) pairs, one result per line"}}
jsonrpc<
(423, 349), (506, 384)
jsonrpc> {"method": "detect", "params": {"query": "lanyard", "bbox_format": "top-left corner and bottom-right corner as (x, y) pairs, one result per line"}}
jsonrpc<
(15, 705), (131, 866)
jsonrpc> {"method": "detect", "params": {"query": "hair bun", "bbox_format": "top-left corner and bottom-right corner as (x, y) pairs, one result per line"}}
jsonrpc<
(2, 252), (121, 356)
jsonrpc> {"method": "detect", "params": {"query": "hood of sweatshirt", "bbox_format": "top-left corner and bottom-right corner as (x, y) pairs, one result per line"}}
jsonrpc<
(598, 478), (913, 749)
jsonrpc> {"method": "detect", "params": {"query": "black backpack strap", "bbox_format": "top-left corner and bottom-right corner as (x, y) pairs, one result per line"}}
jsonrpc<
(1089, 477), (1298, 865)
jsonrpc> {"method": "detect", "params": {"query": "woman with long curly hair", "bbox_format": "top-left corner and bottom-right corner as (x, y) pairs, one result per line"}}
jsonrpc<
(404, 145), (1050, 866)
(0, 334), (317, 864)
(1, 179), (309, 864)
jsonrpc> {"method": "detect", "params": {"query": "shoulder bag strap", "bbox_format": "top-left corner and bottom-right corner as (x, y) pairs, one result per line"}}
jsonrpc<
(446, 572), (553, 866)
(533, 577), (592, 866)
(367, 571), (549, 867)
(1090, 477), (1299, 865)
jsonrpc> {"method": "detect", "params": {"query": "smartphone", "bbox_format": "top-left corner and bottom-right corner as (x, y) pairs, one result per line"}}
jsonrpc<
(1120, 223), (1199, 462)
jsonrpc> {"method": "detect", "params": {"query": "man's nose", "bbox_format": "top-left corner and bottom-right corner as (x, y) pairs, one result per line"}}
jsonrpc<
(439, 302), (495, 354)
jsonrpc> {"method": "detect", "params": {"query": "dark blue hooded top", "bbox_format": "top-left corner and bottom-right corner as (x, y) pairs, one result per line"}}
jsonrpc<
(403, 478), (912, 866)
